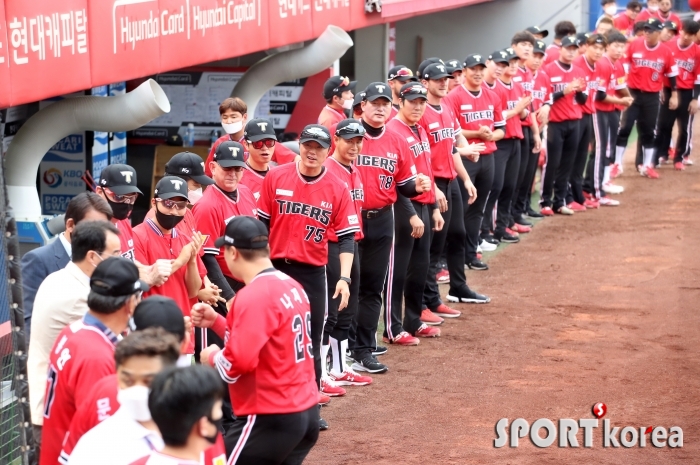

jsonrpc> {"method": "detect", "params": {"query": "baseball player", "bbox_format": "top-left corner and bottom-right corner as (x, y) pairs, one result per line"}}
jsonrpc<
(206, 97), (248, 177)
(240, 118), (279, 200)
(256, 124), (360, 426)
(654, 19), (700, 170)
(195, 216), (319, 460)
(637, 0), (682, 28)
(582, 31), (631, 203)
(418, 63), (490, 315)
(321, 119), (373, 393)
(444, 59), (464, 91)
(615, 18), (678, 179)
(526, 26), (549, 40)
(568, 34), (608, 211)
(614, 2), (642, 37)
(387, 65), (419, 119)
(350, 82), (431, 373)
(545, 21), (577, 65)
(540, 36), (588, 216)
(318, 76), (357, 130)
(443, 54), (506, 271)
(416, 57), (444, 79)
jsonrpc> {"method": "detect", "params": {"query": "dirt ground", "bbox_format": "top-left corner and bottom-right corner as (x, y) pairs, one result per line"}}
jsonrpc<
(307, 142), (700, 464)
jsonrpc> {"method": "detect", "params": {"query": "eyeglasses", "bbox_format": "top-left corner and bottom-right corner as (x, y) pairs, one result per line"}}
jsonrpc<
(250, 139), (276, 149)
(156, 198), (188, 210)
(102, 188), (138, 204)
(301, 127), (330, 141)
(335, 122), (366, 137)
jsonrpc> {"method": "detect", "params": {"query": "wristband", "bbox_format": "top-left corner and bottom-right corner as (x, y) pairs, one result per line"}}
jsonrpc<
(339, 276), (351, 285)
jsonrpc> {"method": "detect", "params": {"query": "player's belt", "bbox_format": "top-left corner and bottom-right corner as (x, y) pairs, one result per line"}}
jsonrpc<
(361, 205), (392, 219)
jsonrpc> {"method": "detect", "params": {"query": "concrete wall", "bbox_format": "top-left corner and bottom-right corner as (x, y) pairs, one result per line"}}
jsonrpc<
(354, 0), (586, 87)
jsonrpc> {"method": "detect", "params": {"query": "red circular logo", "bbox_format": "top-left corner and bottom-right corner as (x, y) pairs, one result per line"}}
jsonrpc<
(592, 402), (607, 419)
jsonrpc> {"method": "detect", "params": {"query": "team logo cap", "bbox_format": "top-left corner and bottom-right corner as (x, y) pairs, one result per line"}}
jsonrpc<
(244, 118), (278, 143)
(214, 216), (269, 249)
(416, 58), (444, 78)
(561, 36), (580, 48)
(489, 49), (513, 64)
(463, 54), (488, 69)
(98, 164), (143, 196)
(663, 20), (678, 32)
(422, 63), (454, 80)
(154, 175), (190, 201)
(352, 91), (366, 108)
(388, 65), (419, 82)
(213, 141), (246, 168)
(323, 76), (357, 100)
(444, 59), (462, 74)
(335, 119), (367, 139)
(576, 32), (591, 46)
(643, 18), (664, 31)
(131, 296), (186, 341)
(165, 152), (214, 186)
(300, 124), (332, 149)
(90, 257), (149, 298)
(364, 82), (393, 102)
(399, 82), (428, 101)
(534, 40), (547, 55)
(526, 26), (549, 38)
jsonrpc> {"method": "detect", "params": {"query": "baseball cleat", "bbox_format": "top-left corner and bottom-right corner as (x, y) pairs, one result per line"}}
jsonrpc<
(682, 157), (693, 165)
(566, 202), (586, 212)
(413, 324), (441, 338)
(420, 309), (444, 326)
(319, 418), (329, 431)
(583, 199), (599, 209)
(496, 231), (520, 243)
(447, 288), (490, 304)
(318, 393), (331, 406)
(481, 234), (500, 245)
(432, 303), (462, 318)
(514, 216), (533, 227)
(643, 166), (660, 179)
(320, 378), (346, 397)
(526, 209), (544, 219)
(510, 223), (531, 234)
(540, 206), (554, 216)
(602, 182), (624, 194)
(556, 206), (574, 215)
(383, 331), (420, 345)
(436, 269), (450, 284)
(598, 197), (620, 206)
(610, 163), (622, 178)
(466, 259), (489, 271)
(330, 369), (373, 386)
(351, 356), (388, 374)
(674, 162), (685, 171)
(372, 346), (388, 356)
(479, 239), (498, 252)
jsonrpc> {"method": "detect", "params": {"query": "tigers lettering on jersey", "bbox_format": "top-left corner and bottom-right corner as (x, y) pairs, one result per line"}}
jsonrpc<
(355, 154), (398, 172)
(429, 127), (454, 143)
(407, 138), (430, 158)
(631, 58), (665, 72)
(350, 188), (364, 202)
(275, 200), (332, 226)
(462, 109), (495, 123)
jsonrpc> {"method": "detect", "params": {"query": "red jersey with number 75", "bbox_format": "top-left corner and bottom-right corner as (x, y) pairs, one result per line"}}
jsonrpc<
(210, 269), (318, 415)
(324, 157), (364, 241)
(386, 118), (436, 205)
(626, 36), (677, 92)
(543, 61), (587, 122)
(443, 84), (505, 155)
(419, 104), (458, 180)
(257, 162), (360, 266)
(353, 127), (417, 210)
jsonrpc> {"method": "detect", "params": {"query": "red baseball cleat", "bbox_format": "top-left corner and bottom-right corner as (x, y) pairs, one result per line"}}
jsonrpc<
(420, 309), (444, 326)
(413, 324), (441, 338)
(540, 206), (554, 216)
(433, 303), (461, 318)
(583, 199), (599, 209)
(566, 202), (586, 212)
(320, 378), (346, 397)
(505, 227), (520, 237)
(674, 162), (685, 171)
(511, 223), (531, 233)
(644, 166), (660, 179)
(383, 331), (420, 346)
(610, 163), (622, 178)
(330, 369), (373, 386)
(318, 393), (331, 406)
(436, 269), (450, 284)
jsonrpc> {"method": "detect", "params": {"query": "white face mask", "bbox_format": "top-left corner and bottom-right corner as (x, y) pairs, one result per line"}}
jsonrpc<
(188, 187), (203, 204)
(648, 4), (659, 12)
(222, 120), (243, 135)
(342, 98), (354, 110)
(117, 385), (151, 422)
(604, 5), (617, 15)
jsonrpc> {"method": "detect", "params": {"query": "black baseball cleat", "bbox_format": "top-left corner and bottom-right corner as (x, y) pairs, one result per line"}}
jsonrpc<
(319, 418), (329, 431)
(372, 346), (388, 356)
(525, 209), (544, 219)
(481, 234), (500, 245)
(514, 216), (533, 227)
(446, 288), (491, 304)
(351, 355), (388, 374)
(495, 232), (520, 243)
(466, 259), (489, 271)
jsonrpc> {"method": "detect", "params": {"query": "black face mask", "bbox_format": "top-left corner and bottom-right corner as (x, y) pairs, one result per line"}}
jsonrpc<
(106, 199), (134, 221)
(155, 207), (184, 230)
(204, 416), (223, 444)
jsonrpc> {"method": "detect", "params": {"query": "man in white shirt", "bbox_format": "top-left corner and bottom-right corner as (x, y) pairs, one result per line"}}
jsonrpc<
(67, 326), (181, 465)
(27, 220), (122, 440)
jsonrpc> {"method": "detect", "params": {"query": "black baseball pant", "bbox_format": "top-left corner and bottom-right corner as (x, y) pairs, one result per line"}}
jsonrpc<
(481, 138), (520, 238)
(655, 87), (693, 164)
(617, 89), (660, 167)
(272, 259), (326, 387)
(680, 107), (696, 160)
(584, 110), (618, 198)
(224, 405), (319, 465)
(352, 206), (393, 360)
(566, 113), (593, 205)
(423, 178), (469, 309)
(462, 154), (494, 262)
(541, 119), (581, 210)
(512, 126), (536, 221)
(384, 200), (432, 337)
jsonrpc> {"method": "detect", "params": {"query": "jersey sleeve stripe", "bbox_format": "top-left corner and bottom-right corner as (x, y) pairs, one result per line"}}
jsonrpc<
(257, 209), (271, 219)
(214, 351), (240, 384)
(335, 226), (361, 236)
(203, 247), (220, 255)
(494, 120), (506, 127)
(395, 174), (417, 186)
(59, 451), (70, 465)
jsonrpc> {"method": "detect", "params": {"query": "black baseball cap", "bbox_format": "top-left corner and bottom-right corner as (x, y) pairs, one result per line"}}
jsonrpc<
(444, 59), (462, 74)
(131, 296), (186, 342)
(534, 40), (547, 55)
(154, 176), (189, 200)
(335, 119), (366, 139)
(643, 18), (664, 32)
(388, 65), (418, 82)
(352, 91), (366, 108)
(489, 49), (512, 64)
(463, 54), (488, 69)
(561, 36), (579, 48)
(213, 141), (246, 168)
(323, 76), (356, 100)
(364, 82), (393, 102)
(90, 257), (149, 297)
(244, 118), (277, 142)
(422, 63), (454, 80)
(576, 32), (591, 46)
(214, 215), (269, 249)
(299, 124), (332, 149)
(417, 58), (443, 78)
(399, 82), (428, 100)
(165, 152), (213, 186)
(663, 20), (679, 32)
(526, 26), (549, 38)
(99, 164), (142, 195)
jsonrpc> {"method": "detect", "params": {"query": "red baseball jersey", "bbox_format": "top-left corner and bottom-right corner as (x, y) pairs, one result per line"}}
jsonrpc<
(626, 36), (677, 92)
(531, 69), (552, 112)
(419, 103), (458, 180)
(573, 55), (600, 114)
(129, 435), (227, 465)
(257, 163), (360, 266)
(206, 136), (296, 176)
(60, 374), (118, 461)
(115, 219), (135, 262)
(386, 118), (436, 205)
(614, 13), (635, 37)
(41, 315), (118, 465)
(492, 79), (525, 139)
(133, 219), (206, 353)
(595, 55), (628, 112)
(210, 269), (318, 415)
(240, 164), (270, 201)
(318, 105), (346, 130)
(353, 127), (417, 210)
(444, 84), (505, 155)
(543, 61), (587, 122)
(513, 66), (534, 127)
(192, 184), (258, 280)
(323, 157), (364, 242)
(636, 9), (682, 30)
(664, 39), (698, 89)
(545, 43), (561, 65)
